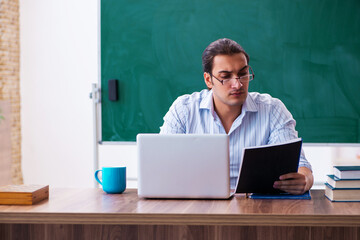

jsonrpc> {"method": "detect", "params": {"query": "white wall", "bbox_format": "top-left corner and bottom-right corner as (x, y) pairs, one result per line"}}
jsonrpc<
(20, 0), (360, 189)
(20, 0), (97, 187)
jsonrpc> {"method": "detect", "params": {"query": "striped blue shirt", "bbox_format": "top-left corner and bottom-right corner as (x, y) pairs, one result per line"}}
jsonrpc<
(160, 89), (312, 189)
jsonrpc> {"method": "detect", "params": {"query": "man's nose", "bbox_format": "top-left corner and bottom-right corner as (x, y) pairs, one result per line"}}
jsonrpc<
(230, 78), (243, 88)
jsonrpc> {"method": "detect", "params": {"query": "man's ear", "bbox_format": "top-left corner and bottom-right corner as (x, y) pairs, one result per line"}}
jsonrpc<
(204, 72), (213, 89)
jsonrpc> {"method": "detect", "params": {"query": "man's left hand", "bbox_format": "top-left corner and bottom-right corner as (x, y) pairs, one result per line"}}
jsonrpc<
(273, 167), (314, 195)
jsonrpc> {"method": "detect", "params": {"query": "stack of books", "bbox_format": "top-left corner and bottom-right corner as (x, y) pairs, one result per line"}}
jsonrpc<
(325, 166), (360, 202)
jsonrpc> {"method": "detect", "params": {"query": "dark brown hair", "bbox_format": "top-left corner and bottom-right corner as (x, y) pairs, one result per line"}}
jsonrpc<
(202, 38), (250, 74)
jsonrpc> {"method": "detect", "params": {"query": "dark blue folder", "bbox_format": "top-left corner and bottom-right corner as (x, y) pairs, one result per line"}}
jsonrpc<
(249, 191), (311, 199)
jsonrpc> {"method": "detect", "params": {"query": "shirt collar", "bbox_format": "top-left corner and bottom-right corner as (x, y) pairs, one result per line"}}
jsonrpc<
(243, 93), (258, 112)
(200, 89), (213, 110)
(200, 90), (258, 113)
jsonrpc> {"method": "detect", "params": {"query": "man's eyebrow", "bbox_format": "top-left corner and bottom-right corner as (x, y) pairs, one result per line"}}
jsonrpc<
(238, 65), (249, 72)
(217, 65), (248, 74)
(218, 70), (232, 74)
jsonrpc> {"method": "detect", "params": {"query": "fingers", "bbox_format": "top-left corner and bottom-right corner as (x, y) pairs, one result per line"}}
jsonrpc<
(279, 172), (303, 180)
(274, 179), (305, 187)
(274, 173), (307, 195)
(273, 183), (306, 195)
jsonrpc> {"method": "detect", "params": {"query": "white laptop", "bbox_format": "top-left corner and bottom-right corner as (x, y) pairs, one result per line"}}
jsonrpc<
(137, 134), (233, 199)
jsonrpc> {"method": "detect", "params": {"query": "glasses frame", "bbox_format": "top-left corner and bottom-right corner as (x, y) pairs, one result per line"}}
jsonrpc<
(210, 65), (255, 86)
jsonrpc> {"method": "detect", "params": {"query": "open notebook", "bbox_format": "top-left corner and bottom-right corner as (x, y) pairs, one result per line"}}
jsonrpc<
(235, 138), (303, 194)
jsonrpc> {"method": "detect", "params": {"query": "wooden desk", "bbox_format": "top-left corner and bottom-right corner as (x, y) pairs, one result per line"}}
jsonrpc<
(0, 188), (359, 240)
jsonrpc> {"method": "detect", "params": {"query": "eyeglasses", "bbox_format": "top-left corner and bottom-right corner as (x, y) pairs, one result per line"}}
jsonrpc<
(210, 65), (255, 86)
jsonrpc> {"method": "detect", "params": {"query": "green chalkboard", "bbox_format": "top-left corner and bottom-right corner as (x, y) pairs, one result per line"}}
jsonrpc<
(101, 0), (360, 143)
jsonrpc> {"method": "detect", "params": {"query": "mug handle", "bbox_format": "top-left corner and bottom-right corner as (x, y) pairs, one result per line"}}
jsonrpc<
(95, 170), (102, 185)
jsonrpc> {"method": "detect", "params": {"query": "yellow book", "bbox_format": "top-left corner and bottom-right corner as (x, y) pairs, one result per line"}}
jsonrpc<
(0, 185), (49, 205)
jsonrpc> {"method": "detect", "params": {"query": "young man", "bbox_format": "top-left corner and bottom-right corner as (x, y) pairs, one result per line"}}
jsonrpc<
(160, 38), (313, 194)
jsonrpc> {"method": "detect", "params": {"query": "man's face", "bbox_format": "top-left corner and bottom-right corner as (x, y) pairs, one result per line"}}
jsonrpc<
(204, 53), (249, 110)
